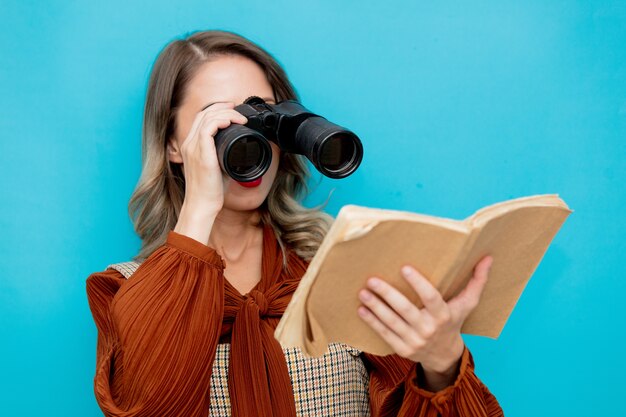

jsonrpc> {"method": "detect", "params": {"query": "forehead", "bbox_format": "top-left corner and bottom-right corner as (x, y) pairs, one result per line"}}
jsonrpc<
(182, 54), (275, 110)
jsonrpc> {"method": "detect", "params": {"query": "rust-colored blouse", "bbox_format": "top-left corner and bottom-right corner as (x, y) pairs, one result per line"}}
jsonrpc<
(86, 224), (504, 417)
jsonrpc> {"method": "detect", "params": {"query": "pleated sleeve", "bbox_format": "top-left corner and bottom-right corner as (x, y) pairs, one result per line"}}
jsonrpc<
(85, 231), (226, 417)
(362, 344), (504, 417)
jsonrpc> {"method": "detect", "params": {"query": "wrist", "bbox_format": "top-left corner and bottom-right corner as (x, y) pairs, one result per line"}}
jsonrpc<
(421, 336), (465, 374)
(416, 338), (465, 392)
(182, 198), (222, 218)
(174, 203), (219, 245)
(417, 357), (462, 392)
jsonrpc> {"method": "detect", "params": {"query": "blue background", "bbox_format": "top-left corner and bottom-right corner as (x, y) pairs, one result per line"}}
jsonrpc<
(1, 1), (624, 416)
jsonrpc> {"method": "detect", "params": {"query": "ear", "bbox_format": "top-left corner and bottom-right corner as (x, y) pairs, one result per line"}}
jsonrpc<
(167, 137), (184, 164)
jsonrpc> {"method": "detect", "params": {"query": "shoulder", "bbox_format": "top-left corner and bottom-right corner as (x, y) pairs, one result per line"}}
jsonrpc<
(105, 260), (142, 280)
(85, 260), (142, 297)
(84, 262), (142, 325)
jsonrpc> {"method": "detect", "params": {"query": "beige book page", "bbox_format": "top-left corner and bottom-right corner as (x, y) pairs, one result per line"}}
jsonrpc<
(469, 193), (568, 227)
(305, 220), (470, 356)
(449, 203), (573, 338)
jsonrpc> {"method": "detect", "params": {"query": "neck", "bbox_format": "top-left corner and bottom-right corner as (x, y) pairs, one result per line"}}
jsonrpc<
(209, 207), (262, 263)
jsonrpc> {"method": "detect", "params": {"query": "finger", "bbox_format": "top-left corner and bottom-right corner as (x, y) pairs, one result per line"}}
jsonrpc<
(196, 108), (245, 136)
(198, 118), (235, 143)
(201, 101), (236, 112)
(357, 305), (414, 357)
(195, 110), (247, 136)
(183, 118), (231, 160)
(358, 287), (415, 337)
(205, 107), (247, 121)
(181, 107), (248, 164)
(191, 102), (235, 133)
(185, 103), (237, 146)
(401, 265), (449, 321)
(448, 255), (493, 319)
(364, 277), (424, 327)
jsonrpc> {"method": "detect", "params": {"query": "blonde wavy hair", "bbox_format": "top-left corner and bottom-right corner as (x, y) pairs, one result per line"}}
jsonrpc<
(128, 30), (333, 266)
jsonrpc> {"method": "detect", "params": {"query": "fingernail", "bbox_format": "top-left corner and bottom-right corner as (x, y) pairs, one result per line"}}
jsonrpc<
(359, 289), (372, 301)
(402, 266), (413, 276)
(367, 278), (380, 289)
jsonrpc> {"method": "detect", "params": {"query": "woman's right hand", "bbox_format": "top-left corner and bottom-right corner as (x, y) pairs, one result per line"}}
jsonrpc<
(174, 102), (248, 243)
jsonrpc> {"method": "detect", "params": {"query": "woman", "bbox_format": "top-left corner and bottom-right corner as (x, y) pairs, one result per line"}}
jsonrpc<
(86, 30), (504, 417)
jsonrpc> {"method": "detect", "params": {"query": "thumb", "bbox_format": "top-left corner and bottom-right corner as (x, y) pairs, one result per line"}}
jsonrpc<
(448, 255), (493, 320)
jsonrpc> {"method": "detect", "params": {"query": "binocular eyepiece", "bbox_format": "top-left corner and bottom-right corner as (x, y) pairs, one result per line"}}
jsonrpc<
(213, 96), (363, 182)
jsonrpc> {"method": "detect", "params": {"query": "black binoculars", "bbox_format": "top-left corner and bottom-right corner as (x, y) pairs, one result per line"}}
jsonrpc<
(214, 96), (363, 182)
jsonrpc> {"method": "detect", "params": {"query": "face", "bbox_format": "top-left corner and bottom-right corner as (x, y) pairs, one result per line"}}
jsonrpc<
(168, 54), (280, 212)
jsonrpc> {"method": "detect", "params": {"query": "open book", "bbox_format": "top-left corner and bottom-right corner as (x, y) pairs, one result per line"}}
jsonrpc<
(275, 194), (573, 357)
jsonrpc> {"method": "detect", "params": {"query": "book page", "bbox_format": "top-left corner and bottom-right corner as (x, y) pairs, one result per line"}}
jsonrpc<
(305, 220), (470, 356)
(467, 194), (568, 228)
(450, 203), (573, 338)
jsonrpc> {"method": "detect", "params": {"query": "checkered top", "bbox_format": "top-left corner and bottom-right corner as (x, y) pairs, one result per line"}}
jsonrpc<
(107, 261), (372, 417)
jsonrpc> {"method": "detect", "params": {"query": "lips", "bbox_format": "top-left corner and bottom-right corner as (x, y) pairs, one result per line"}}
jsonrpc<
(236, 177), (263, 188)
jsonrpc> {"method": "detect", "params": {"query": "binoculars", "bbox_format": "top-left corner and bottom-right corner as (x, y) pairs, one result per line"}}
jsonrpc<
(214, 96), (363, 182)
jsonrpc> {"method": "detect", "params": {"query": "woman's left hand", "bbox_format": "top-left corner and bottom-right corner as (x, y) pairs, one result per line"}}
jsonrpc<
(357, 255), (494, 384)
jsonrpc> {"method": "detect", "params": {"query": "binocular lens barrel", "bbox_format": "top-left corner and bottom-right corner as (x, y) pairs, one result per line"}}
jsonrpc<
(295, 117), (363, 178)
(215, 126), (272, 182)
(319, 134), (359, 175)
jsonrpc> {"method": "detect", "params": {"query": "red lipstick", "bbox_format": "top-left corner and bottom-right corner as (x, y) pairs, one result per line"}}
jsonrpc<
(237, 177), (262, 188)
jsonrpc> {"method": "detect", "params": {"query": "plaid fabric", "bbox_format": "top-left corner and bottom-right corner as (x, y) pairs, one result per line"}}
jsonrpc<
(107, 261), (139, 279)
(210, 343), (371, 417)
(107, 262), (372, 416)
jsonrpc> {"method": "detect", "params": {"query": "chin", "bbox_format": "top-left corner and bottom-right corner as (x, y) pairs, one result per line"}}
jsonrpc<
(222, 185), (272, 212)
(222, 196), (267, 212)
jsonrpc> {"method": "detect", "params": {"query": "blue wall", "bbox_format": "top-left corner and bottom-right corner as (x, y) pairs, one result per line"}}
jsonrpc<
(1, 1), (624, 416)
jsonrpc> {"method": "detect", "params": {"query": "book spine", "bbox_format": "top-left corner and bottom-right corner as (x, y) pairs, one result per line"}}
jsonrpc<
(436, 226), (483, 300)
